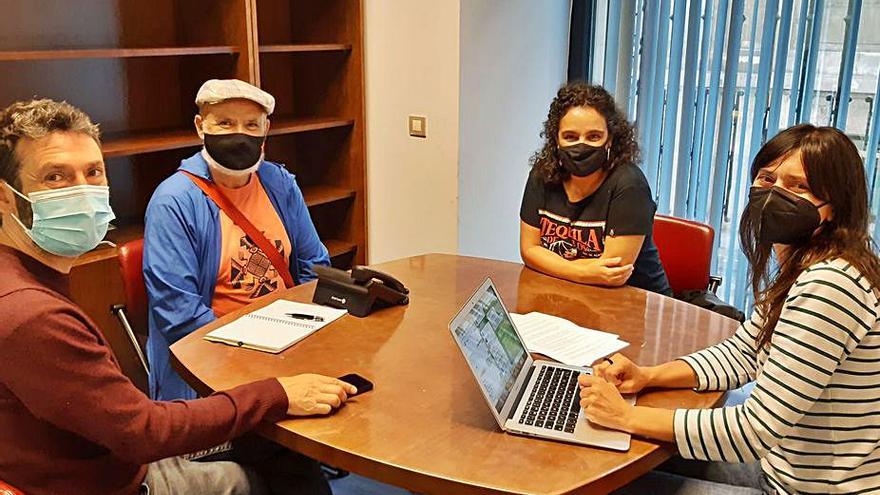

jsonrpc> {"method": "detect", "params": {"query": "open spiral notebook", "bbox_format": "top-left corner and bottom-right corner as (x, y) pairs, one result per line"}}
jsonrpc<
(204, 299), (347, 353)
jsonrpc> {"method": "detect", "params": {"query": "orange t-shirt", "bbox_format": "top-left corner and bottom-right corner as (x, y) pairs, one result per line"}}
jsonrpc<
(211, 175), (292, 317)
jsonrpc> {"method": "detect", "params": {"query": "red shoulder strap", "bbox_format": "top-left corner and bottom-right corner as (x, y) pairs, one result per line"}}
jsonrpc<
(182, 171), (296, 289)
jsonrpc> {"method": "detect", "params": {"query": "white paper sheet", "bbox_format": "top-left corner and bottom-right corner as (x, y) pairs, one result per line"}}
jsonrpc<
(510, 312), (629, 366)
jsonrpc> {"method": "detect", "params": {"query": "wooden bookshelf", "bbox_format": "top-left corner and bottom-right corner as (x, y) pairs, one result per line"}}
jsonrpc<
(259, 44), (351, 53)
(324, 239), (357, 258)
(1, 0), (367, 392)
(269, 117), (355, 135)
(102, 129), (202, 158)
(0, 46), (239, 61)
(256, 0), (367, 270)
(102, 117), (354, 158)
(302, 185), (356, 207)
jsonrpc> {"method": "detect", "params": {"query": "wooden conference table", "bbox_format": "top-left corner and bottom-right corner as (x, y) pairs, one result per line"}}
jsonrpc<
(172, 254), (739, 495)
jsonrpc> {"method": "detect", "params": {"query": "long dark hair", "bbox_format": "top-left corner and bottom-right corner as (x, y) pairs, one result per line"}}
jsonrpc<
(529, 82), (639, 184)
(739, 124), (880, 349)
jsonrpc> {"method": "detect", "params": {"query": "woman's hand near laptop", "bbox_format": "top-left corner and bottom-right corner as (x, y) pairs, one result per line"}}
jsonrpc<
(577, 353), (700, 442)
(278, 374), (358, 416)
(591, 353), (700, 392)
(578, 375), (634, 430)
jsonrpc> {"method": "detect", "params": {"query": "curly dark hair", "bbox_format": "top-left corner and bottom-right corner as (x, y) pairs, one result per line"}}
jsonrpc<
(530, 82), (639, 184)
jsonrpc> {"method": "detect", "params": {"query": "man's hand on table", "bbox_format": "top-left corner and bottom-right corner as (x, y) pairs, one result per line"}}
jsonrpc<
(278, 374), (358, 416)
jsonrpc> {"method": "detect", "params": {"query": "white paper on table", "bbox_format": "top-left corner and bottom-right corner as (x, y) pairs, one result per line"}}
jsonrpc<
(510, 312), (629, 367)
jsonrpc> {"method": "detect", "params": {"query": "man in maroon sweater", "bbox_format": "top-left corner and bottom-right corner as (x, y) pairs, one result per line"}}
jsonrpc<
(0, 100), (358, 495)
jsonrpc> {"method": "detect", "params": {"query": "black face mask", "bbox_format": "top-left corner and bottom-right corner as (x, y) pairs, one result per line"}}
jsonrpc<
(203, 132), (265, 171)
(747, 186), (827, 245)
(558, 143), (609, 177)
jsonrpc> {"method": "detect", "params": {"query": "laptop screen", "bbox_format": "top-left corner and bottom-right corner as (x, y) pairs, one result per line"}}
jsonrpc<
(451, 284), (529, 413)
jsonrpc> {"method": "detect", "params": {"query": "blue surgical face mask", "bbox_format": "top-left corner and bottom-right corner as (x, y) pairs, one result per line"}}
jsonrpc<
(5, 183), (116, 257)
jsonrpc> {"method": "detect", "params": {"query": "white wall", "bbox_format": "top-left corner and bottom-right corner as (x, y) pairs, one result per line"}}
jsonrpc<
(363, 1), (461, 264)
(457, 0), (571, 262)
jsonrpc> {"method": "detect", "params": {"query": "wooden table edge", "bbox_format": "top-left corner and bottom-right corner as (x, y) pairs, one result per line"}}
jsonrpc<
(172, 353), (728, 495)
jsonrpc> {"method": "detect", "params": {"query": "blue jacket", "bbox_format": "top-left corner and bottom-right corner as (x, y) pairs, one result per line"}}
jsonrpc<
(143, 152), (330, 400)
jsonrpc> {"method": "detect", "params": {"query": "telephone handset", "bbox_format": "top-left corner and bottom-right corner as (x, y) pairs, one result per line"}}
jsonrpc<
(351, 266), (409, 295)
(312, 265), (409, 317)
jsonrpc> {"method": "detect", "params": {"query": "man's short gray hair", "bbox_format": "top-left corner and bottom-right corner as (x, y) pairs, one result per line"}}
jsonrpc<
(0, 99), (101, 187)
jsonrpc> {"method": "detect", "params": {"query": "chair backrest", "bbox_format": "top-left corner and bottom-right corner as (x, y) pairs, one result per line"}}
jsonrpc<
(0, 479), (24, 495)
(117, 238), (148, 338)
(653, 215), (714, 294)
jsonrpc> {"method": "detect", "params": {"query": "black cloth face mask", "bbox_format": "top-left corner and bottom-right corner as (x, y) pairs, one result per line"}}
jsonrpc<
(747, 186), (827, 245)
(558, 143), (610, 177)
(203, 132), (265, 171)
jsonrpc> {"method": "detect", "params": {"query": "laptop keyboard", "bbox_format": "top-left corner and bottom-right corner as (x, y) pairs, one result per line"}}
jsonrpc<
(517, 366), (581, 434)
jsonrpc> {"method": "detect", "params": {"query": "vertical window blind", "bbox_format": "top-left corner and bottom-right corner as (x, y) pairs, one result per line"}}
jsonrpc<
(583, 0), (880, 309)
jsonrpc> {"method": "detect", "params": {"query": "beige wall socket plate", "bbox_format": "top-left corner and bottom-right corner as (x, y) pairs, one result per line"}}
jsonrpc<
(408, 115), (427, 138)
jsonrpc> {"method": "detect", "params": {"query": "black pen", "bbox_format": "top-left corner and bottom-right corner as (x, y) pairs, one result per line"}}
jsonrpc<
(285, 312), (324, 322)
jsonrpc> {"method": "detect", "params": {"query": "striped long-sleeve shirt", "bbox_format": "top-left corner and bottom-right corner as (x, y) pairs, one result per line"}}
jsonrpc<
(673, 258), (880, 495)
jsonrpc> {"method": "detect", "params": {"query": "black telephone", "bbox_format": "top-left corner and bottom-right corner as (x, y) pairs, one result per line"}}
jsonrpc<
(312, 265), (409, 317)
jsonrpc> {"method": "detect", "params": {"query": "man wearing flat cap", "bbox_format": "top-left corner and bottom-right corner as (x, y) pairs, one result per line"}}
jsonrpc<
(144, 79), (331, 402)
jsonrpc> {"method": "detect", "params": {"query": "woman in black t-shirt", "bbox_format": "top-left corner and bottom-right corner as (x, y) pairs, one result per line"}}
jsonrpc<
(520, 83), (671, 295)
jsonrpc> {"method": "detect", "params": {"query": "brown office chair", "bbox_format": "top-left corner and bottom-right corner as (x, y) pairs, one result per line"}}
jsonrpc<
(110, 238), (149, 377)
(653, 214), (722, 294)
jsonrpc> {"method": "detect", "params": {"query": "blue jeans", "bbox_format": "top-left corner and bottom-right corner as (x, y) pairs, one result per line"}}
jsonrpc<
(613, 458), (774, 495)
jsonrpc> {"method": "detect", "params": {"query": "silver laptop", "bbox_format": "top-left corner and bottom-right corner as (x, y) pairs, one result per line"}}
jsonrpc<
(448, 278), (632, 450)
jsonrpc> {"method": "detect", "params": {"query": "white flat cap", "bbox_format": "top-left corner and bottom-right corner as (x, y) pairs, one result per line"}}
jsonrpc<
(195, 79), (275, 115)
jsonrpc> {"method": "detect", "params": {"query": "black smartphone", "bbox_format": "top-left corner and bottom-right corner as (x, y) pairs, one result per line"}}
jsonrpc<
(338, 373), (374, 397)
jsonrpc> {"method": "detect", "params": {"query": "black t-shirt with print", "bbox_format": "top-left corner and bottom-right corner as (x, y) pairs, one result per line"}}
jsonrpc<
(519, 165), (671, 295)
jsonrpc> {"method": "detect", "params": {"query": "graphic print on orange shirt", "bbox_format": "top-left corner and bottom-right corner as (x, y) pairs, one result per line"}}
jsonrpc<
(538, 209), (605, 260)
(230, 235), (286, 297)
(212, 176), (292, 317)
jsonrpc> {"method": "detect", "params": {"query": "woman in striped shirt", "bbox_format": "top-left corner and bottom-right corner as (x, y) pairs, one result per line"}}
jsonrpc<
(579, 124), (880, 495)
